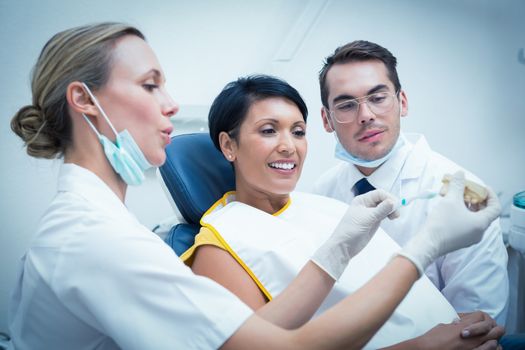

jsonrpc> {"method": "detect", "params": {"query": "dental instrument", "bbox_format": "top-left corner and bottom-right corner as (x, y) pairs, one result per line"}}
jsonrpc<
(401, 190), (439, 206)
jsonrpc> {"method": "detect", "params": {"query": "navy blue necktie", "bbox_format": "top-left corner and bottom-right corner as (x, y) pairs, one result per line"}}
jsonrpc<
(354, 178), (375, 196)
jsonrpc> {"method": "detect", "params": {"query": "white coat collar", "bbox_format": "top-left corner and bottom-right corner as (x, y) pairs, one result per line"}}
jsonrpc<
(57, 163), (137, 224)
(342, 133), (409, 192)
(342, 133), (432, 193)
(397, 133), (432, 181)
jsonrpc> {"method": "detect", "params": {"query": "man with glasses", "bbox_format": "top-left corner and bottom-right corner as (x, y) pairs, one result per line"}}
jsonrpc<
(314, 40), (508, 332)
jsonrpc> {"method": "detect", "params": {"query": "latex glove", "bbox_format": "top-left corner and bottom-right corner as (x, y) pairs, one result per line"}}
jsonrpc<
(399, 171), (501, 277)
(312, 189), (400, 280)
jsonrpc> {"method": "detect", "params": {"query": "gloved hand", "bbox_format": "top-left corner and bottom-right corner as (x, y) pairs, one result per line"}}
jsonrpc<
(398, 171), (501, 277)
(312, 189), (400, 280)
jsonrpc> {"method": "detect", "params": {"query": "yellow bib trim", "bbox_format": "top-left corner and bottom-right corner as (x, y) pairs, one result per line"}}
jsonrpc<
(201, 221), (273, 301)
(180, 227), (225, 264)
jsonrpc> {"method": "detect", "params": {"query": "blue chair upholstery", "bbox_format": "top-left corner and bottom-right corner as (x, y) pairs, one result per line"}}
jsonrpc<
(159, 133), (235, 255)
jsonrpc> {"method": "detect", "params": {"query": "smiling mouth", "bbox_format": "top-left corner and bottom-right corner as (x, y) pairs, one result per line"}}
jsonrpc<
(268, 162), (296, 170)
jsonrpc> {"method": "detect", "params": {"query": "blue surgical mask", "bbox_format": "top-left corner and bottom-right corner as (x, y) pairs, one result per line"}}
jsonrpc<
(334, 133), (404, 168)
(81, 83), (152, 186)
(333, 103), (405, 168)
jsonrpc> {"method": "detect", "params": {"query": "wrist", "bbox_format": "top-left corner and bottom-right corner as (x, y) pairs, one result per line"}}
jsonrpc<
(409, 333), (433, 350)
(381, 335), (427, 350)
(311, 240), (350, 280)
(394, 254), (422, 278)
(398, 230), (436, 277)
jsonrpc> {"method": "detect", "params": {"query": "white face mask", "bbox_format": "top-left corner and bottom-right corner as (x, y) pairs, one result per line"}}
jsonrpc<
(81, 83), (152, 186)
(332, 102), (404, 168)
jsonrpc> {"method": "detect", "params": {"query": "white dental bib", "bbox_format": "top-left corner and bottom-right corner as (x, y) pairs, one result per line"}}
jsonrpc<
(201, 192), (458, 349)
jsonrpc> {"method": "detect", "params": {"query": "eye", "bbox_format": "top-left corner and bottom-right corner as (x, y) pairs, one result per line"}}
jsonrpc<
(336, 100), (358, 112)
(143, 84), (159, 92)
(261, 127), (276, 135)
(292, 128), (306, 137)
(368, 93), (387, 104)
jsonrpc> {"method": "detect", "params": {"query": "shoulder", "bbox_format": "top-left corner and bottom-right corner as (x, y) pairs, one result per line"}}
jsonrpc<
(313, 162), (350, 196)
(36, 190), (177, 286)
(426, 149), (485, 185)
(181, 227), (226, 264)
(407, 138), (485, 186)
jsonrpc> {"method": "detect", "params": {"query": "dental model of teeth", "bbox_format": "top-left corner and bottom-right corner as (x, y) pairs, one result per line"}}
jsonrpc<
(440, 174), (488, 205)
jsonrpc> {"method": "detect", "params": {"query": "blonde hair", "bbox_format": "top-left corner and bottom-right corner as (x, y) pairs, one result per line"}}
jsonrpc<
(11, 22), (144, 158)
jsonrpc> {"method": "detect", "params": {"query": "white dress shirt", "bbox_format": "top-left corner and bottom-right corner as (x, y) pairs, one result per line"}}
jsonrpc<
(8, 163), (252, 350)
(314, 133), (509, 325)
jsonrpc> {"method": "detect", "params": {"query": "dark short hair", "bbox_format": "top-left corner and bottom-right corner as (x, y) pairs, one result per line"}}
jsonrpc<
(319, 40), (401, 108)
(208, 75), (308, 150)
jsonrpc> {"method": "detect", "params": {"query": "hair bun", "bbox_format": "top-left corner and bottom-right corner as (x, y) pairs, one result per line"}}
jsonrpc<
(11, 105), (60, 158)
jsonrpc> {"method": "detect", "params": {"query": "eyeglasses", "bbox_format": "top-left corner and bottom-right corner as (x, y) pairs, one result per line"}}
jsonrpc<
(329, 91), (399, 124)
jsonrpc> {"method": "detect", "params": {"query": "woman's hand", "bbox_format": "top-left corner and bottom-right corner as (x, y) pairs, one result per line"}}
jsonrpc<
(399, 171), (501, 276)
(312, 189), (399, 280)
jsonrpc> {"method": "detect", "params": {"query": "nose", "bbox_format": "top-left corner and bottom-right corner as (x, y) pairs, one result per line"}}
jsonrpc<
(278, 132), (296, 155)
(161, 90), (179, 118)
(357, 101), (375, 124)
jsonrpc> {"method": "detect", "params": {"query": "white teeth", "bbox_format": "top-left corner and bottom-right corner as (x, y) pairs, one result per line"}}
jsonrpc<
(269, 162), (295, 170)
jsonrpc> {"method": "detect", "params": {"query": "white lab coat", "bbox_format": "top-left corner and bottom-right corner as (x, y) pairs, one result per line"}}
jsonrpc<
(8, 164), (252, 350)
(314, 133), (509, 325)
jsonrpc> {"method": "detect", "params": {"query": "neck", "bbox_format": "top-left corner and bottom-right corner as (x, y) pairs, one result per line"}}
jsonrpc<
(235, 184), (289, 215)
(65, 130), (127, 203)
(356, 164), (378, 176)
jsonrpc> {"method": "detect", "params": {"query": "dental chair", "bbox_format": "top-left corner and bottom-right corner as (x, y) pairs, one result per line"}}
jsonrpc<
(159, 133), (235, 256)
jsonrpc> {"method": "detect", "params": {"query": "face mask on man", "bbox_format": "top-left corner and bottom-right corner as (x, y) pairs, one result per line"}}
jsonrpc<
(81, 82), (152, 186)
(333, 102), (404, 168)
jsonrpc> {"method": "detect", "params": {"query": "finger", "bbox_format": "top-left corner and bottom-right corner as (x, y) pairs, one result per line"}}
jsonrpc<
(462, 319), (493, 338)
(357, 189), (396, 207)
(387, 203), (400, 220)
(472, 339), (499, 350)
(480, 325), (505, 342)
(478, 187), (501, 223)
(372, 199), (396, 221)
(458, 310), (485, 325)
(447, 170), (466, 199)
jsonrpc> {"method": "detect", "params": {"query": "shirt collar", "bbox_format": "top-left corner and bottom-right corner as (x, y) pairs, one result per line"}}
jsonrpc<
(346, 133), (432, 192)
(367, 133), (411, 191)
(57, 163), (137, 223)
(344, 133), (411, 192)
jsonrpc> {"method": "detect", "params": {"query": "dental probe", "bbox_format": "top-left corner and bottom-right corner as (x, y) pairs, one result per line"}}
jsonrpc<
(401, 190), (439, 206)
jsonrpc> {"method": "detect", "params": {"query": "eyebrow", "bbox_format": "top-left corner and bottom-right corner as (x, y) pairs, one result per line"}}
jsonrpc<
(332, 84), (390, 105)
(142, 68), (163, 82)
(256, 118), (306, 126)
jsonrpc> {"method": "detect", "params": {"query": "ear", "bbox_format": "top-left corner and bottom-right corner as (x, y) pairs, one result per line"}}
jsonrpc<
(219, 131), (237, 162)
(66, 81), (99, 117)
(321, 107), (334, 132)
(399, 90), (408, 118)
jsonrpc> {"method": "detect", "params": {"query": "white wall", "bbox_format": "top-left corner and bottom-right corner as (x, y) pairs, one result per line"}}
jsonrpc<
(1, 0), (524, 334)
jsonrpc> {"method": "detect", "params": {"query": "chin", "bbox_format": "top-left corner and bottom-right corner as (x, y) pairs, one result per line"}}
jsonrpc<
(149, 152), (166, 167)
(273, 182), (297, 196)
